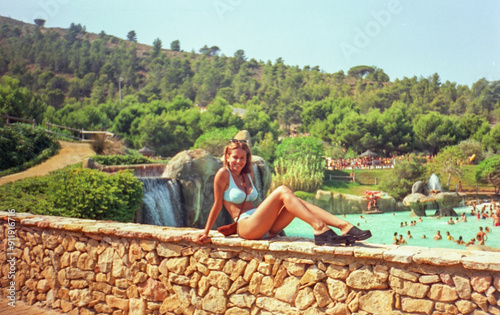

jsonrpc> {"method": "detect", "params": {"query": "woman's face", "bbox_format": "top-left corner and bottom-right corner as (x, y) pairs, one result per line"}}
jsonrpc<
(226, 148), (247, 173)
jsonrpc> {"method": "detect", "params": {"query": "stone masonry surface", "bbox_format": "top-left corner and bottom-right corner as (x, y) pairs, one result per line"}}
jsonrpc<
(1, 211), (500, 315)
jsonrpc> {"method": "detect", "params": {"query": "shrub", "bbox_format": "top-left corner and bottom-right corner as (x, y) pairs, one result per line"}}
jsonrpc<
(93, 154), (154, 165)
(271, 136), (325, 192)
(475, 155), (500, 194)
(379, 154), (427, 200)
(0, 124), (60, 174)
(0, 166), (143, 222)
(48, 168), (143, 221)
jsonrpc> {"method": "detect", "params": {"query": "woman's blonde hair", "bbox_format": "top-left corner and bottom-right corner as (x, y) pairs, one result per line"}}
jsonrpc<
(223, 141), (252, 174)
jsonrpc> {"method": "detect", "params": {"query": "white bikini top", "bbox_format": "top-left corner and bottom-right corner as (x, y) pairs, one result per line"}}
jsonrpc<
(223, 169), (259, 204)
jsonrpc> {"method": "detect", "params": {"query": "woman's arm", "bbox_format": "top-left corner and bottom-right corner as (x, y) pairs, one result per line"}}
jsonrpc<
(196, 168), (228, 243)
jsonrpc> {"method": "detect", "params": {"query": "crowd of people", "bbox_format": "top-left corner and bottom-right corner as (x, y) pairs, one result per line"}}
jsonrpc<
(393, 200), (500, 247)
(325, 151), (478, 172)
(326, 156), (395, 170)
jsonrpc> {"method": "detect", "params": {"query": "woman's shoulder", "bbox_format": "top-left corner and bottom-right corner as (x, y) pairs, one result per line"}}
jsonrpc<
(215, 167), (230, 181)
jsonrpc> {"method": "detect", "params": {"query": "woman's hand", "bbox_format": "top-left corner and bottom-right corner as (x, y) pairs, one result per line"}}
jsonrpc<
(195, 231), (211, 244)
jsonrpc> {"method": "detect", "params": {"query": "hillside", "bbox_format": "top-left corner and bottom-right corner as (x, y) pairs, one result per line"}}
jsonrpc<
(0, 15), (499, 158)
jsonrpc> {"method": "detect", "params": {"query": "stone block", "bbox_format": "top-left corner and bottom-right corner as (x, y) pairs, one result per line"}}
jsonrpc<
(358, 290), (394, 314)
(313, 282), (332, 308)
(327, 278), (348, 302)
(455, 299), (477, 314)
(256, 297), (300, 314)
(300, 265), (326, 285)
(325, 264), (349, 279)
(260, 276), (274, 297)
(389, 275), (430, 298)
(413, 248), (462, 266)
(420, 274), (440, 284)
(275, 276), (300, 304)
(229, 293), (256, 308)
(248, 272), (264, 295)
(346, 269), (388, 290)
(471, 292), (488, 311)
(243, 259), (259, 282)
(401, 297), (434, 315)
(202, 287), (227, 314)
(427, 284), (458, 302)
(282, 261), (306, 277)
(471, 275), (492, 293)
(453, 275), (472, 299)
(156, 243), (182, 258)
(390, 267), (419, 282)
(69, 288), (91, 307)
(435, 301), (459, 314)
(166, 256), (189, 274)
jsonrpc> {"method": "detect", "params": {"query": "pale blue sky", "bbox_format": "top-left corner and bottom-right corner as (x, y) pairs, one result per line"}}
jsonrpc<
(1, 0), (499, 87)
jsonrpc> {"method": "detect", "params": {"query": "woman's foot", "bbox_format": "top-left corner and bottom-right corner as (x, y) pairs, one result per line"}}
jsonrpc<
(345, 226), (372, 241)
(314, 229), (355, 246)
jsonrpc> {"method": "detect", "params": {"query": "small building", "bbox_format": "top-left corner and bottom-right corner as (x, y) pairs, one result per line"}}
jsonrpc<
(138, 146), (155, 157)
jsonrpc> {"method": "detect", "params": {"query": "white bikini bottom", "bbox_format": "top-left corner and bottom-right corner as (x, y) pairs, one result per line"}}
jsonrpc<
(235, 208), (257, 222)
(236, 208), (269, 239)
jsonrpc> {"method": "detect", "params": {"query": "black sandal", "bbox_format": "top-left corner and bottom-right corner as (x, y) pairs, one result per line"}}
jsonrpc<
(314, 229), (355, 246)
(346, 226), (372, 241)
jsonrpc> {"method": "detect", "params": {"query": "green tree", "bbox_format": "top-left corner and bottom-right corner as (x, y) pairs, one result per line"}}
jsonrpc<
(347, 65), (375, 79)
(151, 38), (162, 59)
(34, 19), (46, 27)
(333, 111), (367, 152)
(0, 76), (47, 123)
(380, 154), (427, 200)
(170, 40), (180, 51)
(138, 112), (191, 157)
(127, 30), (137, 42)
(457, 139), (483, 164)
(379, 101), (414, 154)
(199, 98), (243, 131)
(413, 112), (458, 155)
(111, 103), (146, 147)
(252, 132), (277, 163)
(475, 155), (500, 195)
(482, 123), (500, 153)
(192, 126), (239, 156)
(429, 146), (465, 189)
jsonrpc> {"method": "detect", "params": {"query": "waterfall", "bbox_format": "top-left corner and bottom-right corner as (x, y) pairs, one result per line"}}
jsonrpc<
(140, 178), (185, 227)
(428, 173), (442, 192)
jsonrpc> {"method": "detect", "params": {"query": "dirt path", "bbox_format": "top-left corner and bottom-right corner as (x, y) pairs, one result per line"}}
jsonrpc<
(0, 141), (95, 186)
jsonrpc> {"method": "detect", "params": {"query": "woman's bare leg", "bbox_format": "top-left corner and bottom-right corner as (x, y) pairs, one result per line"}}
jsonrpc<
(238, 186), (329, 240)
(298, 199), (354, 235)
(267, 206), (295, 237)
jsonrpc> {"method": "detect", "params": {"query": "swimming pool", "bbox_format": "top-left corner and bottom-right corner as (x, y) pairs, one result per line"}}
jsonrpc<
(283, 205), (499, 250)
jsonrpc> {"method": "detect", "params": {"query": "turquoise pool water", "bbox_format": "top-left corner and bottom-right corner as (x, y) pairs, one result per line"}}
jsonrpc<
(283, 205), (499, 250)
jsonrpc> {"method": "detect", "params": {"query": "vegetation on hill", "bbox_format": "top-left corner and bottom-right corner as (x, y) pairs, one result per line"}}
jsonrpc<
(0, 124), (60, 176)
(0, 17), (498, 160)
(0, 17), (499, 203)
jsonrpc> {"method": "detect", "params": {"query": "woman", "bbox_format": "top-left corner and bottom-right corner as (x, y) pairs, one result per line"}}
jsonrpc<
(196, 139), (371, 246)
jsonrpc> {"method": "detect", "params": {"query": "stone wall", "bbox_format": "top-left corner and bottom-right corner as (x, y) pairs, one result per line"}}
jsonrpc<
(1, 211), (500, 315)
